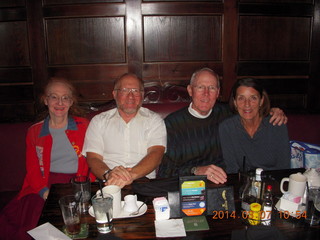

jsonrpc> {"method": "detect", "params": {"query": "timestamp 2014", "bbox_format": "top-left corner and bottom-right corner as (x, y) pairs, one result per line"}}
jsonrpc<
(212, 210), (307, 219)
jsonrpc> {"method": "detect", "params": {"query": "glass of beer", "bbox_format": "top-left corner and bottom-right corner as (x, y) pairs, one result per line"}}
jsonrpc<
(59, 195), (81, 236)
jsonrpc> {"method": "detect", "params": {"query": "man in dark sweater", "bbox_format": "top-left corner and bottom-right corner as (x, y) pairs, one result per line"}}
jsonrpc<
(157, 68), (287, 184)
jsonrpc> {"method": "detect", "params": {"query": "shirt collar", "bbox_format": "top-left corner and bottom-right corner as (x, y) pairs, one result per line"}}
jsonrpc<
(113, 106), (147, 120)
(39, 116), (77, 137)
(188, 102), (212, 119)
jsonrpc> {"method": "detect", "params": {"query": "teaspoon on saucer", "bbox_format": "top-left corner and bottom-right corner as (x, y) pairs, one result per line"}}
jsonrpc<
(129, 202), (145, 216)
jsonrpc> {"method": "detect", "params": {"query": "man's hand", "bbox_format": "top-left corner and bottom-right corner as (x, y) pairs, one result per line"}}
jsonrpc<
(106, 166), (133, 188)
(195, 165), (227, 184)
(269, 108), (288, 126)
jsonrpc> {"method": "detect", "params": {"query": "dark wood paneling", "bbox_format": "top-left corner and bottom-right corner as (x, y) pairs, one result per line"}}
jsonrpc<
(0, 0), (25, 8)
(144, 0), (221, 2)
(239, 3), (313, 16)
(0, 85), (34, 102)
(48, 64), (128, 101)
(75, 82), (114, 102)
(43, 3), (125, 18)
(0, 68), (32, 84)
(141, 2), (223, 15)
(48, 65), (128, 81)
(308, 0), (320, 111)
(240, 0), (312, 4)
(44, 0), (123, 5)
(238, 62), (310, 76)
(0, 7), (26, 21)
(0, 21), (30, 66)
(46, 17), (125, 65)
(126, 0), (143, 76)
(239, 16), (311, 61)
(26, 0), (48, 101)
(222, 0), (238, 101)
(269, 94), (307, 110)
(144, 16), (222, 62)
(1, 0), (320, 122)
(257, 78), (308, 94)
(143, 62), (223, 83)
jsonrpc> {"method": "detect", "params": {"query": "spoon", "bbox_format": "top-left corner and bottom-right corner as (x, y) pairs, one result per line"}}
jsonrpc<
(129, 202), (145, 216)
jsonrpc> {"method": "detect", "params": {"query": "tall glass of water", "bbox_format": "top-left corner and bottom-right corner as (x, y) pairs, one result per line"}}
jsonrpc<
(305, 186), (320, 226)
(91, 193), (113, 233)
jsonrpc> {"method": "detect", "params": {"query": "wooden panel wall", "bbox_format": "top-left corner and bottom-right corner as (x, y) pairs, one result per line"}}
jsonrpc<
(0, 0), (319, 122)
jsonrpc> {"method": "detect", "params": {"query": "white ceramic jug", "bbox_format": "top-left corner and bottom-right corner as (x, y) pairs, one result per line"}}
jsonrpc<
(303, 168), (320, 187)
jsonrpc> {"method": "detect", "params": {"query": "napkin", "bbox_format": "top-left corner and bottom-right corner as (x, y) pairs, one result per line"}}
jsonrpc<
(27, 222), (71, 240)
(154, 219), (186, 238)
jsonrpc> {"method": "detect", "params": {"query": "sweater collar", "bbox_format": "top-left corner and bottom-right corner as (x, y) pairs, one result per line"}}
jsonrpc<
(39, 116), (77, 137)
(188, 102), (212, 119)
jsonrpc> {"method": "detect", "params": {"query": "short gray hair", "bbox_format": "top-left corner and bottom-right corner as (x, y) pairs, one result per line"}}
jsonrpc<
(190, 67), (220, 88)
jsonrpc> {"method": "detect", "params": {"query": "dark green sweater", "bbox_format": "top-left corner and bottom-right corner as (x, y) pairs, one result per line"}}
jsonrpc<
(158, 103), (232, 178)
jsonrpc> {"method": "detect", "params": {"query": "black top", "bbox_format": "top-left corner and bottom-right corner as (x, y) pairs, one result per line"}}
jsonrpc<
(158, 103), (232, 177)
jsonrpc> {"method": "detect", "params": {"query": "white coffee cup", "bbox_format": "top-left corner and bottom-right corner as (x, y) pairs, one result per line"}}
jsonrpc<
(97, 185), (121, 217)
(280, 173), (307, 198)
(123, 194), (138, 213)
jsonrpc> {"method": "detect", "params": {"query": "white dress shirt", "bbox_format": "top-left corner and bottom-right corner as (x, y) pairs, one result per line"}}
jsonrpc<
(83, 107), (167, 178)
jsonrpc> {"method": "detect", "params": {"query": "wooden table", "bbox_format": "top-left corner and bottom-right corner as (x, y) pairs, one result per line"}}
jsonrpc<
(38, 168), (320, 239)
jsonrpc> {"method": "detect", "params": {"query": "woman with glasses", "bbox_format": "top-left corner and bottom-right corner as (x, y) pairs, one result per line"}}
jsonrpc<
(0, 77), (95, 240)
(218, 78), (290, 174)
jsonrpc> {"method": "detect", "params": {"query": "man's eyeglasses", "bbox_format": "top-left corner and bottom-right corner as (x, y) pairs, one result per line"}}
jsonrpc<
(47, 94), (72, 104)
(115, 88), (144, 96)
(193, 85), (219, 93)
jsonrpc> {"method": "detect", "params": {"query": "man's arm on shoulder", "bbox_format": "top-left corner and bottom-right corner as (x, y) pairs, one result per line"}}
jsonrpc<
(130, 145), (165, 180)
(269, 108), (288, 126)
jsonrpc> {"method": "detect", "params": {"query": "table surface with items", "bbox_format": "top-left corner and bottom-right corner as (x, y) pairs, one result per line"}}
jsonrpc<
(37, 168), (320, 240)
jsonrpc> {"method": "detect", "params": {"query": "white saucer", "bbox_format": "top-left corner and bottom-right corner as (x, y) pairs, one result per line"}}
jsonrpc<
(89, 201), (147, 219)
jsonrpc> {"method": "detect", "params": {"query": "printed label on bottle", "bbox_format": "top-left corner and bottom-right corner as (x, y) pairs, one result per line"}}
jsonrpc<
(261, 206), (272, 225)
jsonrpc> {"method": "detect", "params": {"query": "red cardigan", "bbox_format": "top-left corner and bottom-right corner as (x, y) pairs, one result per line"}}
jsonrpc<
(17, 116), (95, 199)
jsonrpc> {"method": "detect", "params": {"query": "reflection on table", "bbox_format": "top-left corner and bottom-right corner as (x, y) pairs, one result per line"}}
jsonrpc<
(38, 168), (320, 240)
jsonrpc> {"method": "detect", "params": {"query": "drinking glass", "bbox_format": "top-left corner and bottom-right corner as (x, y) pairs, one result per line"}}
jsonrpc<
(71, 176), (91, 214)
(305, 186), (320, 226)
(59, 195), (81, 236)
(91, 193), (113, 233)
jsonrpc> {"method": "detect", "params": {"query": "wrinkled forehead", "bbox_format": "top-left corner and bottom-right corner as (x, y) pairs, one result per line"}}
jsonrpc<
(46, 82), (72, 95)
(193, 71), (219, 87)
(116, 75), (143, 89)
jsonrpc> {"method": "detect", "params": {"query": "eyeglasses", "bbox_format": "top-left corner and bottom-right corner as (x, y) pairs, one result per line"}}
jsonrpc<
(193, 85), (219, 93)
(47, 94), (72, 104)
(115, 88), (144, 96)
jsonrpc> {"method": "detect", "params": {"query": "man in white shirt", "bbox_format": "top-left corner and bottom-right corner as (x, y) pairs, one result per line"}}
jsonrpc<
(83, 73), (166, 187)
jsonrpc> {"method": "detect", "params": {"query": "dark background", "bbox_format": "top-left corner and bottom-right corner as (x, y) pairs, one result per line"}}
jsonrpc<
(1, 0), (319, 122)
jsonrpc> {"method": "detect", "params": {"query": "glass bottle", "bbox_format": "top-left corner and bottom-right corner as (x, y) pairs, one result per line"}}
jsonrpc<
(254, 168), (263, 202)
(241, 171), (257, 213)
(261, 185), (273, 226)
